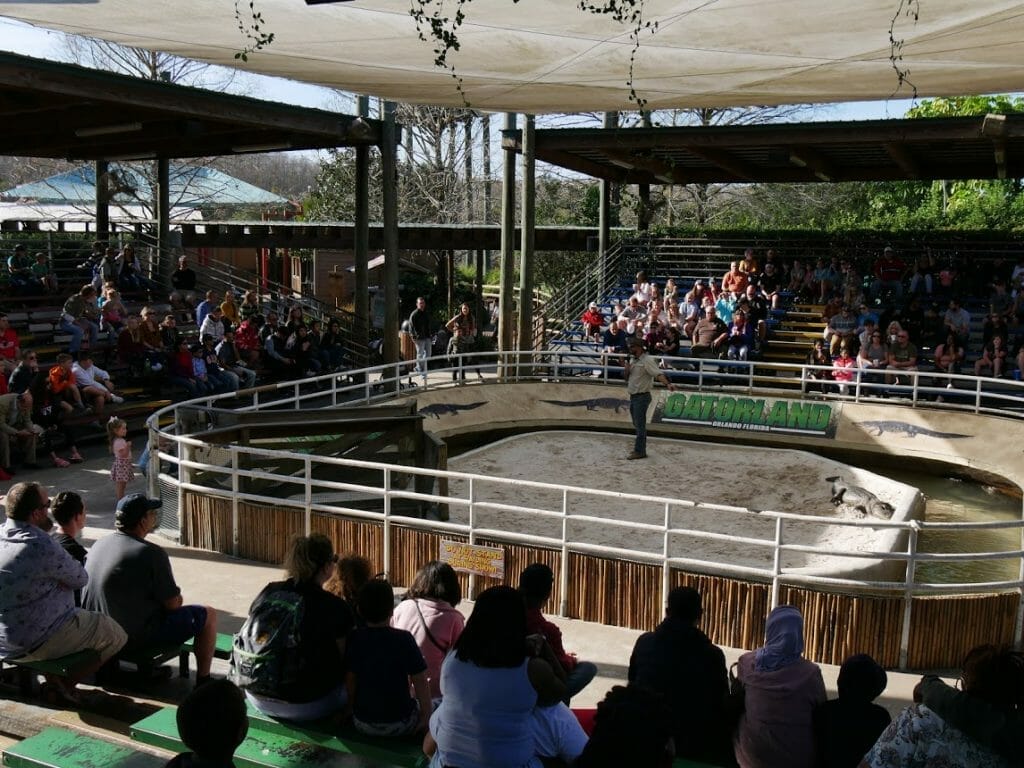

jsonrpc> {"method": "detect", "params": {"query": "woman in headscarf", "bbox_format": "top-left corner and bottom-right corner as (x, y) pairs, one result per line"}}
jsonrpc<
(733, 605), (826, 768)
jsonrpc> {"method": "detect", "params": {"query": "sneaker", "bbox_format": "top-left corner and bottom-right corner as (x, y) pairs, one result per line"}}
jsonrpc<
(110, 394), (125, 404)
(626, 451), (647, 460)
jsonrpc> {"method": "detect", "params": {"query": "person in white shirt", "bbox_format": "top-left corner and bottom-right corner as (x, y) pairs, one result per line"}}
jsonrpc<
(199, 307), (226, 343)
(72, 352), (123, 416)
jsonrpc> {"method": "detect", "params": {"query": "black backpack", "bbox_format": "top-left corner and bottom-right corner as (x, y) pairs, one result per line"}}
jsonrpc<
(230, 587), (305, 696)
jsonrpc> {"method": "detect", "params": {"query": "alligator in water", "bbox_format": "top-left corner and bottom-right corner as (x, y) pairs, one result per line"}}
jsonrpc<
(541, 398), (632, 413)
(856, 420), (969, 439)
(419, 401), (488, 419)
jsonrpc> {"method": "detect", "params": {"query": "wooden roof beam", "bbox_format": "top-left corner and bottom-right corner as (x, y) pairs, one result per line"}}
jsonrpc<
(787, 146), (836, 182)
(682, 146), (755, 182)
(604, 149), (677, 183)
(884, 142), (920, 179)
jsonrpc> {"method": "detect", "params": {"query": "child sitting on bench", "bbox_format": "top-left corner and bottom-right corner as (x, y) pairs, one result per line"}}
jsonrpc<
(166, 679), (248, 768)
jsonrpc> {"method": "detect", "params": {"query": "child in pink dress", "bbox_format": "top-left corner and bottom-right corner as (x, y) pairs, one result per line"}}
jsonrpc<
(108, 417), (134, 500)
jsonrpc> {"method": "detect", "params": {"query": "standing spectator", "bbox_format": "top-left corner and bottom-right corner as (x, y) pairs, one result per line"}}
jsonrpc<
(391, 560), (465, 701)
(409, 297), (433, 383)
(60, 285), (101, 358)
(107, 417), (133, 502)
(0, 391), (42, 476)
(628, 587), (730, 763)
(623, 337), (675, 460)
(0, 482), (127, 703)
(445, 303), (477, 382)
(519, 563), (597, 702)
(733, 606), (826, 768)
(345, 579), (431, 736)
(83, 494), (219, 686)
(0, 312), (21, 375)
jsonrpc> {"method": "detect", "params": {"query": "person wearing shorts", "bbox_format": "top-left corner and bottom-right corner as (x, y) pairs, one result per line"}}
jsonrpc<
(83, 494), (218, 686)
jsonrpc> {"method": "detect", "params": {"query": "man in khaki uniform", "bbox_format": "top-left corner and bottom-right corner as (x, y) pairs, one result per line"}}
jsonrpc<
(623, 337), (674, 460)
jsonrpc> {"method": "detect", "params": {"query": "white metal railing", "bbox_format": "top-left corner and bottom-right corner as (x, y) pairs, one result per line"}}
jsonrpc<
(146, 350), (1024, 668)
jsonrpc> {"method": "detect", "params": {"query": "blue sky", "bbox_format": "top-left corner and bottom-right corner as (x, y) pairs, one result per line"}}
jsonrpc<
(0, 16), (914, 121)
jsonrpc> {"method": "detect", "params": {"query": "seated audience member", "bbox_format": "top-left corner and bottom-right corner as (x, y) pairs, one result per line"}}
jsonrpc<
(804, 339), (833, 394)
(739, 247), (759, 276)
(7, 243), (44, 295)
(519, 562), (596, 703)
(628, 587), (729, 763)
(73, 352), (124, 415)
(814, 654), (890, 768)
(833, 343), (857, 395)
(216, 331), (257, 390)
(886, 329), (918, 385)
(238, 534), (354, 720)
(0, 482), (127, 702)
(426, 585), (566, 768)
(0, 313), (21, 375)
(345, 579), (431, 736)
(574, 685), (675, 768)
(166, 680), (248, 768)
(943, 298), (972, 351)
(264, 325), (299, 380)
(863, 644), (1023, 768)
(989, 279), (1014, 320)
(975, 335), (1009, 378)
(199, 307), (226, 344)
(220, 291), (240, 331)
(195, 290), (219, 330)
(259, 311), (281, 343)
(201, 337), (238, 393)
(726, 310), (756, 361)
(934, 332), (965, 377)
(30, 375), (84, 467)
(61, 284), (101, 357)
(287, 325), (322, 377)
(602, 318), (629, 364)
(0, 391), (43, 476)
(722, 261), (748, 295)
(100, 289), (127, 336)
(48, 353), (87, 411)
(857, 330), (888, 385)
(663, 278), (678, 305)
(159, 314), (181, 353)
(169, 339), (209, 399)
(983, 313), (1010, 347)
(319, 320), (347, 371)
(189, 342), (223, 395)
(234, 316), (263, 368)
(825, 305), (858, 357)
(690, 306), (728, 359)
(169, 293), (194, 324)
(117, 315), (151, 378)
(715, 290), (737, 325)
(83, 494), (218, 686)
(170, 256), (197, 303)
(51, 491), (88, 605)
(324, 553), (374, 626)
(391, 560), (464, 701)
(908, 251), (935, 296)
(581, 302), (605, 341)
(8, 350), (38, 395)
(239, 290), (261, 322)
(733, 605), (826, 768)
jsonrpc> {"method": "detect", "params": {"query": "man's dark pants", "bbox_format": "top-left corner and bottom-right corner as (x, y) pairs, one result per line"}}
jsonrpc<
(629, 391), (651, 456)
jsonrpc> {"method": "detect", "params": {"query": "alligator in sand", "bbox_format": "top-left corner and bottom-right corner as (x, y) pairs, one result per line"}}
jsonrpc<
(419, 401), (488, 419)
(540, 398), (632, 413)
(856, 420), (970, 439)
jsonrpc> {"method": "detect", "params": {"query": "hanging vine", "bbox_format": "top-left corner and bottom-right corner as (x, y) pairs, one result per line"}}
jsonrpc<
(887, 0), (920, 99)
(409, 0), (656, 108)
(233, 0), (275, 62)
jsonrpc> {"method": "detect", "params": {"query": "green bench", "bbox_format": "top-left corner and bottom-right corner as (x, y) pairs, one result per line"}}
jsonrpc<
(2, 727), (165, 768)
(0, 650), (100, 697)
(131, 707), (408, 768)
(177, 632), (234, 678)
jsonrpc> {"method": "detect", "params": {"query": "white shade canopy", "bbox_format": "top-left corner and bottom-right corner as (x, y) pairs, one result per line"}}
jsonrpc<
(1, 1), (1023, 113)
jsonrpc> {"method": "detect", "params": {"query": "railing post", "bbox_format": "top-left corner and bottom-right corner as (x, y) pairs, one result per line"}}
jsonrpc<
(771, 516), (783, 609)
(468, 477), (477, 599)
(146, 425), (159, 500)
(898, 523), (919, 670)
(383, 466), (392, 580)
(231, 448), (240, 557)
(559, 488), (570, 618)
(303, 456), (312, 536)
(662, 501), (672, 619)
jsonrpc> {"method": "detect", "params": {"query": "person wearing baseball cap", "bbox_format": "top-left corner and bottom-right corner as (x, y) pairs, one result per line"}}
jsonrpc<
(623, 337), (675, 460)
(83, 494), (219, 687)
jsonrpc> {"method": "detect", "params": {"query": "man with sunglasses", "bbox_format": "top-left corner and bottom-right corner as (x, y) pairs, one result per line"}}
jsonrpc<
(0, 482), (127, 702)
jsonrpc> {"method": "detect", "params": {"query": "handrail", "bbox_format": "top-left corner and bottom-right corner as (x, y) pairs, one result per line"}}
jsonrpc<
(146, 349), (1024, 668)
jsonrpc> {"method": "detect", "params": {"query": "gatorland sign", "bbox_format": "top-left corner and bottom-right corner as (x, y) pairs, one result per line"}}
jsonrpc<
(654, 393), (838, 438)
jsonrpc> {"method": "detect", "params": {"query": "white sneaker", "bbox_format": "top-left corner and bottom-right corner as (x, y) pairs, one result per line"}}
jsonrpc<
(110, 394), (125, 404)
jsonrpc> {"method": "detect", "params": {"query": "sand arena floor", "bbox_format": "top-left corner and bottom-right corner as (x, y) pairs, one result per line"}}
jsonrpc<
(447, 431), (922, 578)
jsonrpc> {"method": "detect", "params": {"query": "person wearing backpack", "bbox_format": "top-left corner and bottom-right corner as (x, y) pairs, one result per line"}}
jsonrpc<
(233, 534), (355, 721)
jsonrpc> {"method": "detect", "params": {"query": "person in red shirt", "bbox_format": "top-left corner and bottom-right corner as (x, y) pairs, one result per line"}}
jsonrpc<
(0, 313), (21, 375)
(581, 303), (605, 341)
(871, 246), (907, 303)
(519, 562), (597, 704)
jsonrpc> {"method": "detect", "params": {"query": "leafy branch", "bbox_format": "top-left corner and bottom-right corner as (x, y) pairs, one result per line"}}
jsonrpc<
(888, 0), (920, 99)
(234, 0), (275, 62)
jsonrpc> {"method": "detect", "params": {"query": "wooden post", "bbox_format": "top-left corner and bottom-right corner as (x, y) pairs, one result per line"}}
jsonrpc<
(498, 113), (518, 361)
(94, 160), (110, 243)
(381, 100), (399, 364)
(517, 114), (536, 360)
(354, 95), (370, 368)
(598, 111), (617, 287)
(157, 158), (170, 281)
